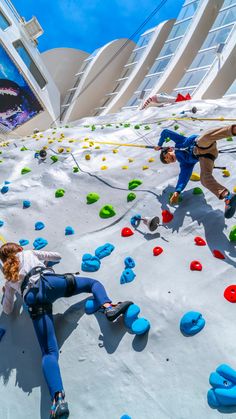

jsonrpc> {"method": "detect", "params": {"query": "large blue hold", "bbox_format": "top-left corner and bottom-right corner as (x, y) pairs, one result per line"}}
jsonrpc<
(120, 268), (136, 284)
(65, 226), (74, 235)
(0, 220), (4, 227)
(33, 237), (48, 250)
(124, 304), (140, 328)
(81, 254), (101, 272)
(208, 364), (236, 408)
(35, 221), (45, 230)
(95, 243), (115, 259)
(124, 256), (135, 269)
(180, 311), (205, 336)
(131, 318), (150, 335)
(120, 415), (132, 419)
(19, 239), (29, 246)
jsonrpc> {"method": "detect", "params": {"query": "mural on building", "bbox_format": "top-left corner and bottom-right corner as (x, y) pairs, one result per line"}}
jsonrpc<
(0, 45), (43, 130)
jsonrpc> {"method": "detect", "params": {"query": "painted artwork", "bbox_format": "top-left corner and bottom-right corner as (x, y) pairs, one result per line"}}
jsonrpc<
(0, 45), (43, 130)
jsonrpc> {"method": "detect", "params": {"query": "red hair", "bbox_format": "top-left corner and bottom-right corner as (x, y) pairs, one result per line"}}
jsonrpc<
(0, 242), (22, 282)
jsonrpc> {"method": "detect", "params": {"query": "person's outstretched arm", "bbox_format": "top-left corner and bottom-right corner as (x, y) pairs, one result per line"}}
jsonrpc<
(158, 129), (187, 148)
(2, 282), (15, 315)
(33, 251), (62, 262)
(175, 163), (195, 193)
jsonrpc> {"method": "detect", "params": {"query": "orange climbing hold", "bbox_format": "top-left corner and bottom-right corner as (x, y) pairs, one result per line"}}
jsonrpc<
(162, 210), (174, 223)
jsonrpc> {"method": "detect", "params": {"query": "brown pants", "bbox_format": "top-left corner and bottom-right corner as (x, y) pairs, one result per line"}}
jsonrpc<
(194, 125), (234, 199)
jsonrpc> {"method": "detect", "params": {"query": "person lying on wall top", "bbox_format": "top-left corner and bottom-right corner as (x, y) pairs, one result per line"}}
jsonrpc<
(140, 92), (191, 110)
(155, 125), (236, 218)
(0, 243), (132, 419)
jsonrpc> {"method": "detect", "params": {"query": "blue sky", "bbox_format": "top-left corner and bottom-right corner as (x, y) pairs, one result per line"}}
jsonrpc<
(12, 0), (184, 53)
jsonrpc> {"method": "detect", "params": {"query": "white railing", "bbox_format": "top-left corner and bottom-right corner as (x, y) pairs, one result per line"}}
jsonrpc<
(2, 0), (24, 23)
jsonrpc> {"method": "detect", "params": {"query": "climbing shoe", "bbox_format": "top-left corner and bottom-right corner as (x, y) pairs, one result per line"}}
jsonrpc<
(50, 393), (69, 418)
(105, 301), (133, 322)
(224, 194), (236, 219)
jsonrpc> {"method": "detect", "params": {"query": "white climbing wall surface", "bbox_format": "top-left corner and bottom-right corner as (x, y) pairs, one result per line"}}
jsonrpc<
(0, 96), (236, 419)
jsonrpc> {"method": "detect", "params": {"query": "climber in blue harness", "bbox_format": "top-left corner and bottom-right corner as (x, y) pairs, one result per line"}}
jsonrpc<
(0, 243), (133, 418)
(156, 125), (236, 218)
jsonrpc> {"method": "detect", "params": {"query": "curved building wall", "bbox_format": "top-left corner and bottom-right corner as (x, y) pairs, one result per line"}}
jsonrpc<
(174, 0), (236, 98)
(100, 19), (175, 115)
(0, 0), (60, 135)
(62, 39), (135, 122)
(42, 48), (89, 103)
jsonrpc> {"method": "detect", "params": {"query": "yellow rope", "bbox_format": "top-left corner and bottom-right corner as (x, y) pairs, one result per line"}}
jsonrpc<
(0, 235), (7, 244)
(84, 139), (152, 148)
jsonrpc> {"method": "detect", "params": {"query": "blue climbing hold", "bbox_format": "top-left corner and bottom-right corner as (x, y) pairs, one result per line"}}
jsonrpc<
(124, 304), (140, 329)
(19, 239), (29, 246)
(65, 226), (74, 235)
(0, 328), (6, 342)
(1, 186), (9, 194)
(0, 220), (4, 227)
(4, 181), (10, 185)
(208, 364), (236, 408)
(33, 237), (48, 250)
(81, 254), (101, 272)
(124, 257), (135, 269)
(120, 268), (136, 284)
(180, 311), (205, 336)
(121, 415), (132, 419)
(95, 243), (115, 259)
(85, 298), (101, 314)
(130, 214), (141, 228)
(23, 200), (31, 209)
(35, 221), (45, 230)
(131, 318), (150, 335)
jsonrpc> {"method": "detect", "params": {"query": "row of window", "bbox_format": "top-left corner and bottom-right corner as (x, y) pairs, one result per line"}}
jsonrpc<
(0, 8), (47, 89)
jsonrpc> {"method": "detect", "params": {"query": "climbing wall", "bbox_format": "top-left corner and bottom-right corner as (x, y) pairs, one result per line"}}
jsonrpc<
(0, 96), (236, 419)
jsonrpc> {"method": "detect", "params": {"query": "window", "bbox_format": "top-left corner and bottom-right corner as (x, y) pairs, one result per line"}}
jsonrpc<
(177, 68), (208, 88)
(177, 1), (200, 21)
(224, 78), (236, 95)
(0, 9), (10, 30)
(212, 5), (236, 29)
(189, 49), (216, 69)
(159, 38), (181, 58)
(202, 26), (232, 49)
(169, 19), (191, 39)
(136, 31), (153, 48)
(13, 40), (47, 88)
(149, 56), (171, 75)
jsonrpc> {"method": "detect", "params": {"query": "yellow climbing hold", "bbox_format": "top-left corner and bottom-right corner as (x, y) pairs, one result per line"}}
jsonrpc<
(102, 157), (106, 161)
(101, 165), (108, 170)
(233, 186), (236, 193)
(128, 158), (134, 163)
(89, 141), (94, 147)
(190, 172), (200, 181)
(122, 166), (129, 170)
(85, 154), (91, 160)
(148, 158), (155, 163)
(142, 165), (149, 170)
(43, 145), (48, 150)
(58, 147), (64, 153)
(222, 169), (230, 177)
(66, 148), (71, 153)
(82, 145), (89, 149)
(113, 149), (118, 153)
(57, 139), (63, 143)
(95, 146), (100, 149)
(48, 140), (54, 144)
(40, 135), (43, 138)
(69, 139), (75, 143)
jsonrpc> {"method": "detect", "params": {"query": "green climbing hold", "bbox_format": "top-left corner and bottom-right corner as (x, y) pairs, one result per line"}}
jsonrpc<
(193, 187), (203, 195)
(87, 192), (100, 204)
(99, 205), (116, 218)
(55, 189), (65, 198)
(144, 125), (151, 130)
(227, 136), (233, 141)
(124, 123), (130, 128)
(174, 125), (179, 130)
(229, 226), (236, 242)
(165, 137), (171, 143)
(169, 192), (183, 204)
(20, 146), (28, 151)
(21, 167), (31, 175)
(50, 156), (58, 163)
(127, 192), (136, 202)
(134, 124), (140, 129)
(128, 179), (142, 190)
(91, 125), (96, 131)
(73, 167), (79, 173)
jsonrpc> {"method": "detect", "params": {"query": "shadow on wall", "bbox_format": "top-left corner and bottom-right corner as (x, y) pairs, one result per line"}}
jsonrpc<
(156, 185), (236, 268)
(0, 296), (148, 418)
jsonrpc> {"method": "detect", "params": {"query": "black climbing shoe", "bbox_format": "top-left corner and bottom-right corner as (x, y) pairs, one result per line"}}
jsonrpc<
(105, 301), (133, 322)
(50, 393), (69, 418)
(225, 194), (236, 219)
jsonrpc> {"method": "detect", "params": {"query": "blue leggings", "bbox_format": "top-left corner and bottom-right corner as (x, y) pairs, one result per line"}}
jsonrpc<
(24, 274), (111, 399)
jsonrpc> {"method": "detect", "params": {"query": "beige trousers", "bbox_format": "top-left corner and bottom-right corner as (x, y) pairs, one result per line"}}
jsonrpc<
(194, 125), (234, 199)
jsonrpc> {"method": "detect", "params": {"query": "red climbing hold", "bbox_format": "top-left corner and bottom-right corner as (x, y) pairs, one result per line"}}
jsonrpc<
(213, 249), (225, 259)
(190, 260), (202, 271)
(121, 227), (134, 237)
(194, 236), (206, 246)
(153, 246), (163, 256)
(224, 285), (236, 303)
(162, 210), (174, 224)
